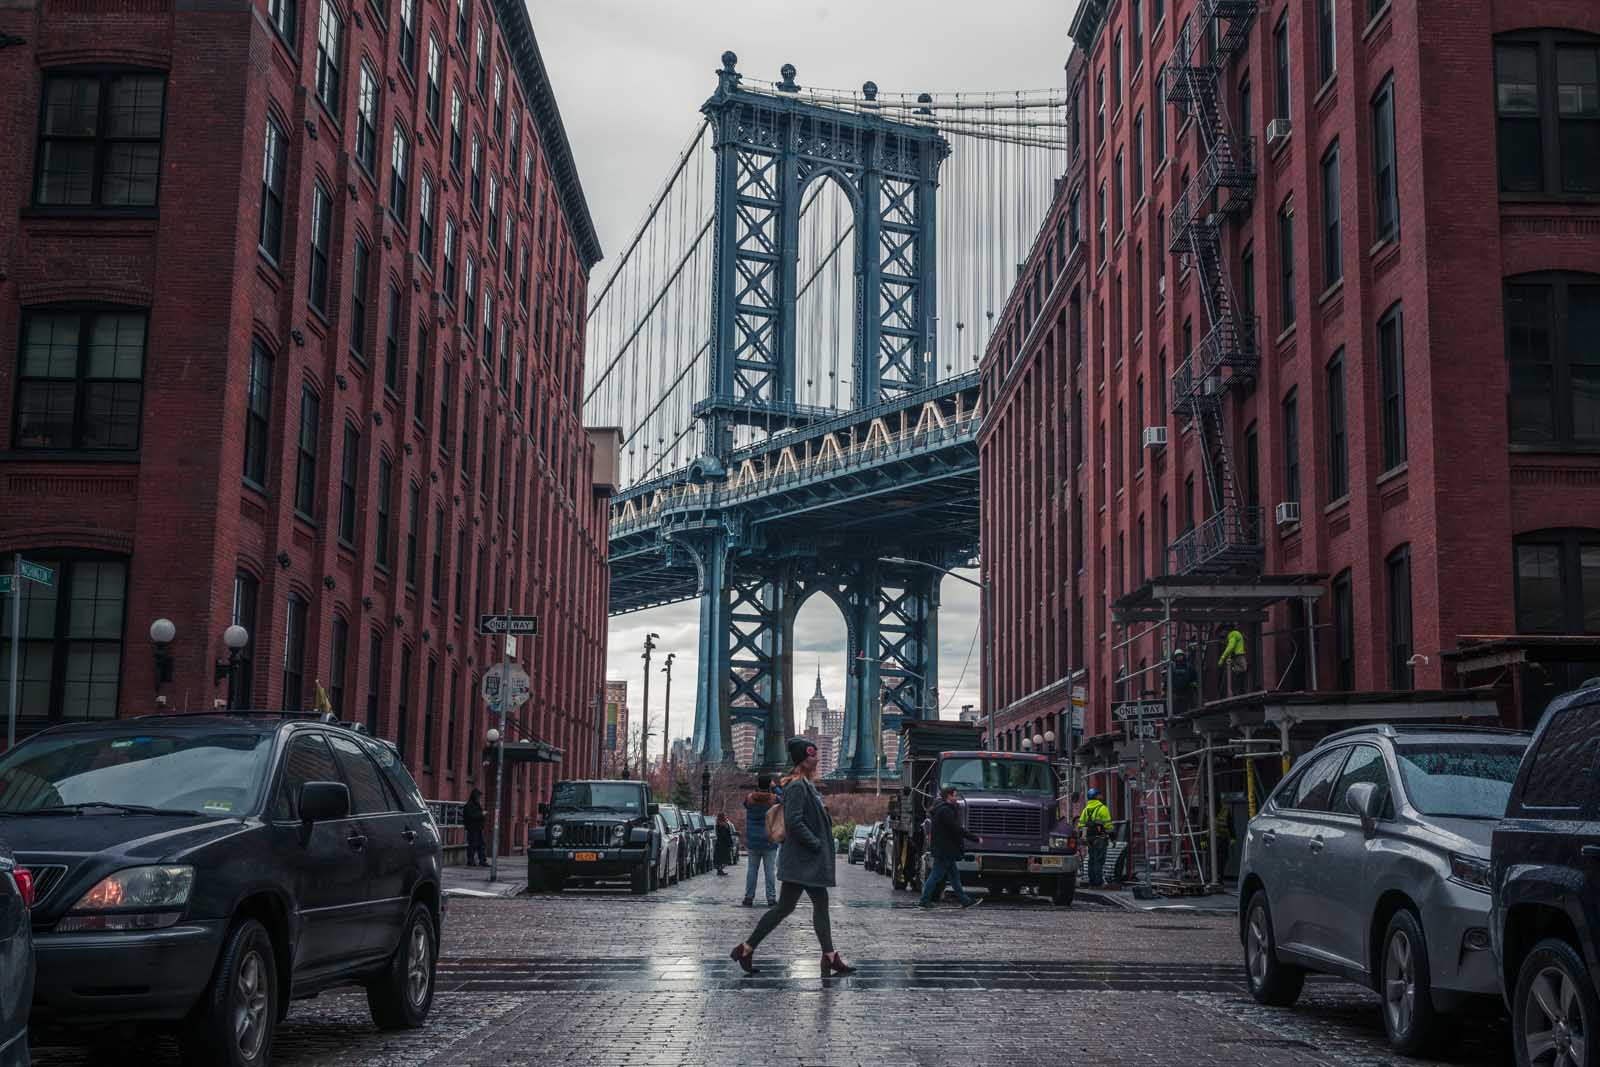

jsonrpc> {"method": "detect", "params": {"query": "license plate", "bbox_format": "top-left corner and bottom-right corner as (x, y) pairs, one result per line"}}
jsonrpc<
(1039, 856), (1064, 868)
(573, 851), (599, 862)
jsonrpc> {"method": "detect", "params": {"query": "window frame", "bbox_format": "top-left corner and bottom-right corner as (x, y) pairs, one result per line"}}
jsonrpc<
(375, 453), (394, 571)
(308, 181), (332, 314)
(1386, 544), (1414, 689)
(1372, 75), (1400, 243)
(389, 121), (410, 226)
(13, 307), (148, 454)
(0, 552), (129, 725)
(1326, 348), (1348, 500)
(282, 592), (308, 711)
(1321, 141), (1342, 289)
(338, 422), (360, 545)
(1273, 12), (1291, 122)
(1378, 301), (1407, 471)
(258, 115), (288, 262)
(33, 69), (169, 213)
(243, 339), (273, 487)
(1316, 0), (1336, 88)
(293, 383), (320, 518)
(1332, 569), (1355, 689)
(1278, 196), (1296, 330)
(314, 0), (344, 117)
(1494, 31), (1600, 198)
(355, 61), (379, 175)
(1504, 271), (1600, 448)
(1282, 388), (1300, 508)
(1513, 529), (1600, 634)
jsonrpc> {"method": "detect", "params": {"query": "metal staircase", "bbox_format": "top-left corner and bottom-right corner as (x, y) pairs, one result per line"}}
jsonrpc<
(1163, 1), (1262, 576)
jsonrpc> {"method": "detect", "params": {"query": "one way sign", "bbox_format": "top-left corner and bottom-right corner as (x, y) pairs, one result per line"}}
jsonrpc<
(478, 614), (539, 636)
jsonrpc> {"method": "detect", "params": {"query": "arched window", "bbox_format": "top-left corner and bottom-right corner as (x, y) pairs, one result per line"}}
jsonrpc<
(1515, 529), (1600, 633)
(1505, 271), (1600, 447)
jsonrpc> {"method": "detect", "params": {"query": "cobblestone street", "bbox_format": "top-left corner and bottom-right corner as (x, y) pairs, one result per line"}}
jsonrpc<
(30, 861), (1515, 1066)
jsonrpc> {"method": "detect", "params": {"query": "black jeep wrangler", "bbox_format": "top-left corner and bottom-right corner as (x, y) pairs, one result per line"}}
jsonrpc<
(527, 780), (659, 894)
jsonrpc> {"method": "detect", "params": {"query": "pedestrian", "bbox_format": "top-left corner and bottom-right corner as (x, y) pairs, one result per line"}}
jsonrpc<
(741, 773), (780, 907)
(1218, 623), (1248, 696)
(919, 785), (984, 909)
(714, 812), (734, 875)
(463, 788), (487, 867)
(1077, 787), (1112, 887)
(730, 737), (856, 977)
(1170, 646), (1198, 716)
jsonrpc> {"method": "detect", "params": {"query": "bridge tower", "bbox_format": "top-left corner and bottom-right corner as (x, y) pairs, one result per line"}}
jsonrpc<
(676, 54), (952, 771)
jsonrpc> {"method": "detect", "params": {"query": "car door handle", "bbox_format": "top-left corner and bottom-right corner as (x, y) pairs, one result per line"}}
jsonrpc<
(1309, 836), (1325, 854)
(1582, 845), (1600, 861)
(346, 833), (367, 851)
(401, 828), (418, 843)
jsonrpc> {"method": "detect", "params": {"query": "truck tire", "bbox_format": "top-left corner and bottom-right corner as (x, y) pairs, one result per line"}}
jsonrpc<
(1048, 871), (1077, 906)
(630, 863), (650, 895)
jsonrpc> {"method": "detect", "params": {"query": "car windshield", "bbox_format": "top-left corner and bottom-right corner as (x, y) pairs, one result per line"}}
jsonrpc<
(660, 806), (681, 830)
(938, 757), (1053, 795)
(0, 731), (273, 817)
(853, 827), (869, 839)
(549, 782), (644, 815)
(1394, 742), (1528, 818)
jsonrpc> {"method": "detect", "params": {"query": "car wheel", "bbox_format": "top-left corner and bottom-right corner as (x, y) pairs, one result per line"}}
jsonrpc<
(180, 918), (276, 1067)
(630, 863), (650, 895)
(367, 902), (438, 1031)
(1243, 891), (1304, 1007)
(1048, 871), (1077, 906)
(1380, 908), (1445, 1055)
(1513, 937), (1598, 1067)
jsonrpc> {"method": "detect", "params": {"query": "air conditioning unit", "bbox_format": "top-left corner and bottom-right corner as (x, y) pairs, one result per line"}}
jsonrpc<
(1142, 426), (1168, 448)
(1266, 118), (1293, 148)
(1201, 376), (1223, 397)
(1275, 501), (1301, 526)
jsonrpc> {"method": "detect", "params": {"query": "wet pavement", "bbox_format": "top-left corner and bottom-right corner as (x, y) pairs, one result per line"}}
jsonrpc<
(30, 860), (1515, 1066)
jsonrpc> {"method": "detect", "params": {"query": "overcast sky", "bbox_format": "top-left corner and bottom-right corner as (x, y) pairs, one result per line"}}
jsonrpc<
(536, 0), (1074, 749)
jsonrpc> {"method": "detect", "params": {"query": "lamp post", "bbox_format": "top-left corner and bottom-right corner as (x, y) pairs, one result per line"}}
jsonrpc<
(214, 625), (250, 709)
(486, 727), (504, 882)
(700, 766), (710, 814)
(149, 618), (176, 695)
(661, 652), (675, 771)
(640, 633), (659, 782)
(878, 556), (991, 743)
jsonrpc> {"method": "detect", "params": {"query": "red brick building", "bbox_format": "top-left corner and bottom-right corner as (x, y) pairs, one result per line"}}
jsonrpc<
(982, 0), (1600, 768)
(0, 0), (612, 854)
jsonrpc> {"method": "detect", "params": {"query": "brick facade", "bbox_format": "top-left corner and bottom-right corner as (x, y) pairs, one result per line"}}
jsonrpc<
(981, 0), (1600, 748)
(0, 0), (610, 854)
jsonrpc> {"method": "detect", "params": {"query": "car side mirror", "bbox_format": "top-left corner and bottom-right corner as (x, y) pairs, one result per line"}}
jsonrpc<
(299, 781), (350, 824)
(647, 803), (660, 817)
(537, 803), (550, 818)
(1346, 782), (1380, 834)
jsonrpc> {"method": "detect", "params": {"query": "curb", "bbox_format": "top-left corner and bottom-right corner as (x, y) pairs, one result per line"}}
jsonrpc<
(1077, 888), (1237, 917)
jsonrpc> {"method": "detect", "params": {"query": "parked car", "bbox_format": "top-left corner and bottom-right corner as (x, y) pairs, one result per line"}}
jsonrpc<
(0, 713), (443, 1067)
(0, 837), (34, 1067)
(865, 819), (891, 872)
(687, 812), (711, 875)
(658, 805), (688, 883)
(651, 812), (679, 889)
(729, 825), (741, 864)
(848, 825), (870, 864)
(1238, 723), (1530, 1054)
(1491, 684), (1600, 1067)
(527, 780), (659, 894)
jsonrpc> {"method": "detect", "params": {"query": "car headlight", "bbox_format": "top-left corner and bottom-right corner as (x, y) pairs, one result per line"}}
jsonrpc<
(1049, 834), (1079, 852)
(1448, 852), (1492, 893)
(550, 823), (564, 842)
(56, 866), (195, 932)
(612, 825), (626, 845)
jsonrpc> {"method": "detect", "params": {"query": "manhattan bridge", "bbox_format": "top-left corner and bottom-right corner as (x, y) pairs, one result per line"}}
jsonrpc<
(584, 53), (1066, 776)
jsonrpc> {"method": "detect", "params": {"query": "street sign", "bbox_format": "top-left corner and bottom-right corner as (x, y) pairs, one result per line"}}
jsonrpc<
(504, 635), (517, 658)
(1131, 721), (1160, 741)
(18, 561), (53, 587)
(478, 614), (538, 636)
(481, 663), (531, 713)
(1112, 700), (1165, 722)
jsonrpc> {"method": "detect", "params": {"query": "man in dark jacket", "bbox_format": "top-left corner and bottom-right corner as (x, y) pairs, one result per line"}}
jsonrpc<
(919, 785), (983, 909)
(463, 789), (487, 867)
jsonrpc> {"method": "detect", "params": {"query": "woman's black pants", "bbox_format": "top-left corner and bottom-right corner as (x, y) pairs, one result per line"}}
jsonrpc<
(744, 880), (833, 953)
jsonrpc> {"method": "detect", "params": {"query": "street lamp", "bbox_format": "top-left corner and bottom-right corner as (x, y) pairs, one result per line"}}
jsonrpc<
(486, 727), (504, 882)
(149, 618), (176, 691)
(661, 652), (675, 771)
(700, 766), (711, 814)
(214, 625), (250, 709)
(878, 556), (992, 744)
(640, 633), (659, 782)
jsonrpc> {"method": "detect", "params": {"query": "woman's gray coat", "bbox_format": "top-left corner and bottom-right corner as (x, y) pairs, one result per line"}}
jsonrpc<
(776, 775), (835, 887)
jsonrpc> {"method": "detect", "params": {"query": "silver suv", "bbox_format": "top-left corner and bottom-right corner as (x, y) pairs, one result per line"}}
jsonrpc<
(1238, 724), (1530, 1055)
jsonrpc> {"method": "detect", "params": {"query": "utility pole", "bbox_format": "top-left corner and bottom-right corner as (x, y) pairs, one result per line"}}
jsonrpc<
(489, 607), (512, 884)
(661, 652), (675, 769)
(640, 633), (658, 781)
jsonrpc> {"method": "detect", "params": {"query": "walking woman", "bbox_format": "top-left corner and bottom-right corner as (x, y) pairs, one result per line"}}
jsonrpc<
(730, 737), (856, 977)
(463, 788), (487, 867)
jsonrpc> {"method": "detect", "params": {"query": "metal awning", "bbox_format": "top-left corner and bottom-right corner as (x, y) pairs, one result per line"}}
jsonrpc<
(1446, 635), (1600, 676)
(498, 740), (563, 764)
(1176, 689), (1504, 734)
(1111, 573), (1327, 625)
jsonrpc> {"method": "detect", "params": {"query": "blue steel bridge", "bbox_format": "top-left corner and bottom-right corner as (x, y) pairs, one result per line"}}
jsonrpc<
(584, 54), (1065, 773)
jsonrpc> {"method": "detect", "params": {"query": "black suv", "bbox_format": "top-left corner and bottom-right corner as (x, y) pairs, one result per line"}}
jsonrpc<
(528, 780), (658, 894)
(0, 714), (444, 1067)
(1491, 683), (1600, 1067)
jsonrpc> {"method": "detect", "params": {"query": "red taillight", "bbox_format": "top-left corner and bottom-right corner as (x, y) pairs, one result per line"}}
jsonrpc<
(13, 867), (35, 910)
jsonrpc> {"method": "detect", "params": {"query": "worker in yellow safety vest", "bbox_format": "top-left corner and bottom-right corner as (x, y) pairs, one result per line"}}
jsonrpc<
(1077, 788), (1113, 887)
(1218, 623), (1248, 696)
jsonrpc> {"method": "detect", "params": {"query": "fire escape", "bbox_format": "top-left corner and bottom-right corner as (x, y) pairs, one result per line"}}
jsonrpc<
(1163, 1), (1261, 575)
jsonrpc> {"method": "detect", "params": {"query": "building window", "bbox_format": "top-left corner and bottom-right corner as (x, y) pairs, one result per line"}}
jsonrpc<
(338, 423), (359, 544)
(329, 615), (349, 717)
(426, 35), (442, 127)
(1282, 389), (1300, 508)
(442, 217), (458, 298)
(376, 454), (393, 569)
(314, 1), (343, 113)
(1372, 76), (1400, 242)
(1505, 272), (1600, 447)
(398, 0), (417, 74)
(1319, 143), (1342, 288)
(1317, 0), (1336, 86)
(439, 357), (454, 449)
(493, 67), (505, 137)
(463, 255), (476, 332)
(384, 283), (401, 394)
(475, 25), (487, 97)
(1515, 530), (1600, 633)
(454, 528), (466, 616)
(365, 631), (382, 733)
(1273, 12), (1291, 121)
(446, 667), (459, 772)
(1378, 302), (1407, 470)
(423, 657), (437, 768)
(413, 320), (428, 421)
(449, 89), (464, 171)
(349, 236), (372, 360)
(356, 62), (379, 173)
(418, 172), (435, 266)
(1131, 0), (1143, 69)
(258, 116), (287, 260)
(455, 0), (468, 48)
(1096, 180), (1106, 260)
(0, 554), (127, 722)
(1332, 570), (1354, 689)
(1278, 197), (1295, 329)
(14, 310), (146, 452)
(1238, 73), (1253, 140)
(431, 505), (445, 603)
(35, 72), (166, 209)
(1153, 66), (1167, 164)
(405, 483), (420, 587)
(1114, 150), (1124, 234)
(522, 148), (534, 208)
(283, 593), (308, 711)
(308, 182), (332, 312)
(1327, 349), (1348, 500)
(232, 571), (258, 708)
(294, 385), (320, 516)
(1386, 545), (1413, 689)
(470, 134), (482, 212)
(243, 340), (272, 485)
(396, 644), (412, 753)
(268, 0), (296, 40)
(390, 123), (410, 224)
(1240, 244), (1256, 327)
(1495, 32), (1600, 196)
(1095, 69), (1105, 145)
(1112, 32), (1123, 113)
(1132, 111), (1144, 197)
(487, 175), (499, 244)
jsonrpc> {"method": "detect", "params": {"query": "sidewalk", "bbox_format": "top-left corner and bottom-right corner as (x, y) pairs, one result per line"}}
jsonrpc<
(442, 863), (526, 899)
(1077, 882), (1239, 916)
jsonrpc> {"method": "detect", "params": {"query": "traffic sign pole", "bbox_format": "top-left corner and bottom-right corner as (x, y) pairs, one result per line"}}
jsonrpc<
(7, 555), (19, 752)
(489, 607), (510, 884)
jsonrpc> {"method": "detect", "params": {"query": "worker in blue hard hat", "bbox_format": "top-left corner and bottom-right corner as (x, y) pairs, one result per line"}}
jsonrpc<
(1077, 787), (1113, 887)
